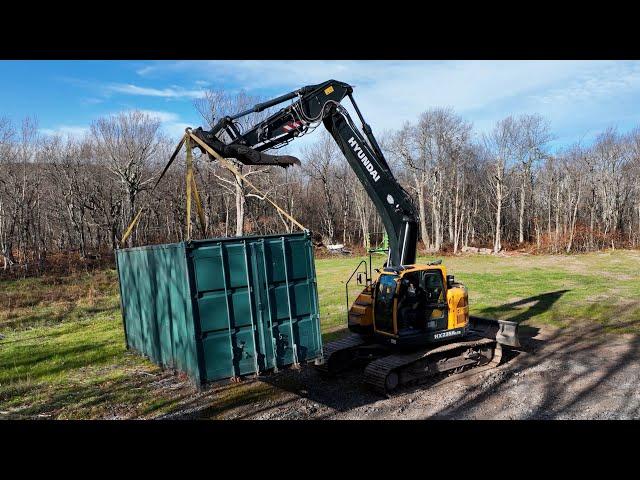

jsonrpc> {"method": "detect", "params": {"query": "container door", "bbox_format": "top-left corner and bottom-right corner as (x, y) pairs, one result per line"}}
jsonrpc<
(257, 236), (322, 369)
(191, 243), (261, 382)
(249, 240), (278, 371)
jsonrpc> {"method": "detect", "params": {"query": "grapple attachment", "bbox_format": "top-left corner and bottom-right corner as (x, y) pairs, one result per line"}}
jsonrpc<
(190, 127), (300, 168)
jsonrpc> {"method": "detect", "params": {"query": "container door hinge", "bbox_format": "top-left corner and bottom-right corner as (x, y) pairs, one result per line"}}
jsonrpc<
(291, 344), (300, 369)
(271, 337), (279, 372)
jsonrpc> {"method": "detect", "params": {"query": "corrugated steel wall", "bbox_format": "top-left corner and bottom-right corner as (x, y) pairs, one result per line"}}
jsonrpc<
(116, 243), (201, 382)
(116, 232), (322, 385)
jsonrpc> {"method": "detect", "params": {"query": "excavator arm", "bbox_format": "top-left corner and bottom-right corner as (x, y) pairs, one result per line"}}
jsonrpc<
(191, 79), (418, 267)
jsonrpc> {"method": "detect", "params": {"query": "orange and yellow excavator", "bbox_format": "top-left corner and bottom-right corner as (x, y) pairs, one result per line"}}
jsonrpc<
(191, 79), (521, 394)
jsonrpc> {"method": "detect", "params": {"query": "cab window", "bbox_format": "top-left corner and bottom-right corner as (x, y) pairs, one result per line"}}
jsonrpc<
(374, 274), (398, 333)
(377, 274), (397, 301)
(421, 271), (445, 304)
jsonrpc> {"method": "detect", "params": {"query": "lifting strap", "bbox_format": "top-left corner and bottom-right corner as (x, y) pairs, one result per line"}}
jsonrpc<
(187, 130), (306, 232)
(119, 129), (305, 247)
(184, 135), (206, 240)
(120, 135), (187, 247)
(120, 208), (145, 248)
(120, 133), (207, 247)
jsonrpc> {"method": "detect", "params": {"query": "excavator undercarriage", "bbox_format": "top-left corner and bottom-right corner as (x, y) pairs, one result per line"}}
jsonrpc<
(316, 317), (519, 396)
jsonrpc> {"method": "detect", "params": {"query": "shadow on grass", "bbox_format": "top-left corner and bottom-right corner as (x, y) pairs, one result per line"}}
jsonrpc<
(475, 289), (570, 324)
(2, 340), (120, 383)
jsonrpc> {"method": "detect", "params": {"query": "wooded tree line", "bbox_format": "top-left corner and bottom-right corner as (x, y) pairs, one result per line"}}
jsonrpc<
(1, 91), (640, 274)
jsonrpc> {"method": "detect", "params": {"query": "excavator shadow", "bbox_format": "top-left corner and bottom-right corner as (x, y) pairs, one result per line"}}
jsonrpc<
(477, 289), (569, 325)
(256, 328), (384, 413)
(476, 289), (570, 353)
(257, 291), (568, 414)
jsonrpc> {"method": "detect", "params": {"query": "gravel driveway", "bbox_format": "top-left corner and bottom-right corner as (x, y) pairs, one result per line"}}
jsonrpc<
(159, 324), (640, 420)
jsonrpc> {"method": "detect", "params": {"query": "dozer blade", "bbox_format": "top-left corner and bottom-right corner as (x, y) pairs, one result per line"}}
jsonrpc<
(470, 316), (522, 349)
(495, 319), (521, 348)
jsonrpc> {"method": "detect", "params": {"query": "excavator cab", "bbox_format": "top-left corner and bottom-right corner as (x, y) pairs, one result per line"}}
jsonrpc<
(363, 264), (469, 346)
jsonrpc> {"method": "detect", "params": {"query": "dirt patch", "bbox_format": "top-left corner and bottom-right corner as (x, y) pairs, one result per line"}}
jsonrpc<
(155, 323), (640, 420)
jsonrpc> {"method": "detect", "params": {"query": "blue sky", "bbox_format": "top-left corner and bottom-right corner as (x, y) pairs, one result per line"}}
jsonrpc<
(2, 60), (640, 154)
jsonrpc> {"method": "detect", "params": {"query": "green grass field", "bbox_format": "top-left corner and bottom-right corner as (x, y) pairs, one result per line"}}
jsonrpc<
(1, 250), (639, 418)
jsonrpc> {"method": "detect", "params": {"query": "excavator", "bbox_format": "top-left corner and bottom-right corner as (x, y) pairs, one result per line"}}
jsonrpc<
(190, 79), (521, 394)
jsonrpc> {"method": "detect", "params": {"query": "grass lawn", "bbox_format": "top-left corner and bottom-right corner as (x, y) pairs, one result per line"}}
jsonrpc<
(1, 250), (639, 418)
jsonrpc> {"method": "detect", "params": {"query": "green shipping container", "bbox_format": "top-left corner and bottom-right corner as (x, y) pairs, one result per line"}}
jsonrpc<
(115, 231), (323, 386)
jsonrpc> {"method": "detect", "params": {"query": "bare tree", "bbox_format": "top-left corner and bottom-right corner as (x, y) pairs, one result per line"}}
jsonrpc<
(0, 116), (17, 269)
(90, 111), (166, 246)
(5, 98), (640, 279)
(513, 114), (552, 244)
(194, 90), (276, 237)
(485, 116), (516, 253)
(302, 131), (340, 244)
(390, 108), (472, 251)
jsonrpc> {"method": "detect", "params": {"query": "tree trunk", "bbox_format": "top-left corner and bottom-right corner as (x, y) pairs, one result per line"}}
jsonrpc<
(235, 172), (245, 237)
(494, 163), (504, 254)
(224, 195), (229, 237)
(416, 180), (430, 249)
(128, 188), (136, 248)
(494, 184), (502, 254)
(432, 199), (441, 251)
(453, 176), (461, 253)
(567, 181), (582, 253)
(519, 172), (526, 243)
(447, 202), (453, 243)
(555, 183), (560, 252)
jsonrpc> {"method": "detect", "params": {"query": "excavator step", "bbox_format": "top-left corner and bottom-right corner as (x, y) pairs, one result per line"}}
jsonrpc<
(349, 304), (368, 316)
(354, 299), (372, 307)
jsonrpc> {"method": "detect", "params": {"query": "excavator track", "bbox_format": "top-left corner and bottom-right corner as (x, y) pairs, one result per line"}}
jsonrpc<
(363, 335), (502, 396)
(315, 333), (370, 375)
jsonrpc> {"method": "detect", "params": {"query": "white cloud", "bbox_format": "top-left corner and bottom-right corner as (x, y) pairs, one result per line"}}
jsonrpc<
(533, 62), (640, 105)
(163, 122), (195, 139)
(40, 125), (90, 139)
(115, 109), (200, 140)
(133, 61), (633, 135)
(80, 97), (105, 106)
(135, 60), (379, 90)
(135, 65), (155, 76)
(40, 110), (200, 144)
(52, 61), (640, 153)
(107, 83), (206, 99)
(135, 110), (180, 123)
